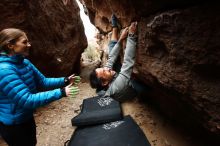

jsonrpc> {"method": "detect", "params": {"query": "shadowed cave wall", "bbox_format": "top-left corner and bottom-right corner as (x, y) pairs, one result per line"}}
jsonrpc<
(0, 0), (87, 77)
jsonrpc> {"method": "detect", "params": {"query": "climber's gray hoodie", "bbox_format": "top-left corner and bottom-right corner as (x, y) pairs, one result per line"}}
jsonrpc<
(104, 36), (137, 101)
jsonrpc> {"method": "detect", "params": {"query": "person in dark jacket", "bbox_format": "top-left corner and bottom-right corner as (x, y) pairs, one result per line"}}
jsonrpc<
(0, 28), (80, 146)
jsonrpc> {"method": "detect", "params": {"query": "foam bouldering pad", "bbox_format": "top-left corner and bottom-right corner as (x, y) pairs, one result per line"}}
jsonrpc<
(71, 96), (123, 126)
(68, 115), (151, 146)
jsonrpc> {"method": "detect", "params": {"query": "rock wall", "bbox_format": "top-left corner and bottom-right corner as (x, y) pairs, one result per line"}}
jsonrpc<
(138, 6), (220, 136)
(0, 0), (87, 76)
(80, 0), (220, 138)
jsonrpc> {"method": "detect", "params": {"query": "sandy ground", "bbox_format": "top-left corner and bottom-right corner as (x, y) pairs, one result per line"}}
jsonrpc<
(0, 82), (207, 146)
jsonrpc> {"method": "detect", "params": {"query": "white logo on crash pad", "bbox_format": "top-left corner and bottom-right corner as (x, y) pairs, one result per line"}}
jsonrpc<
(103, 121), (125, 130)
(97, 97), (113, 107)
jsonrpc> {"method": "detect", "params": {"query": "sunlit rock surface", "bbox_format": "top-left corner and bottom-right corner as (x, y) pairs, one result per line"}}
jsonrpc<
(0, 0), (87, 76)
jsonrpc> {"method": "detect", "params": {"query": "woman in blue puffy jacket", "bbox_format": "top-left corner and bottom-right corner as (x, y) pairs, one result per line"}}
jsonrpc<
(0, 28), (80, 146)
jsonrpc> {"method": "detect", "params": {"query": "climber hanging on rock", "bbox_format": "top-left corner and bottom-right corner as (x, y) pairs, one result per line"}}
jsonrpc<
(89, 14), (148, 102)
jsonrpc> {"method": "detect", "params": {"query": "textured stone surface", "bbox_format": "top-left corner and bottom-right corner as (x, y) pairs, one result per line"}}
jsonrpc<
(81, 0), (220, 137)
(80, 0), (199, 32)
(137, 6), (220, 135)
(0, 0), (87, 76)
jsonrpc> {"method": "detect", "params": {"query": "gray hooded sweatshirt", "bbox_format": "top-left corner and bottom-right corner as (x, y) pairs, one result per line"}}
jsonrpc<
(104, 36), (137, 101)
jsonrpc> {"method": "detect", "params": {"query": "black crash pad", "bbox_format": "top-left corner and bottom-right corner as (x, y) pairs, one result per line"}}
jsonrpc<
(71, 96), (122, 126)
(68, 115), (151, 146)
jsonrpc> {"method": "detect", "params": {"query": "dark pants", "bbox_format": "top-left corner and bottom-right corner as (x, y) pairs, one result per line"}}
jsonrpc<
(0, 117), (37, 146)
(131, 79), (150, 94)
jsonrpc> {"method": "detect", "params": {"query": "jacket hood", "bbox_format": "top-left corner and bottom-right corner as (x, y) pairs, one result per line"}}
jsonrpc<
(0, 54), (25, 64)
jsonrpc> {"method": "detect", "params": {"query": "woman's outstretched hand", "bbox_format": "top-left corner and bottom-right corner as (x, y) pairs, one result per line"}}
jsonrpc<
(65, 83), (80, 98)
(68, 74), (81, 85)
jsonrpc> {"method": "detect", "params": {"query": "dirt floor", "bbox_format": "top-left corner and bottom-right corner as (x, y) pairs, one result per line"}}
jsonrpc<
(0, 81), (208, 146)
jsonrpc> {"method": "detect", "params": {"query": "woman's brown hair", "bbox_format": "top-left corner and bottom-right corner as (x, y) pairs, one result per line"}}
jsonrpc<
(0, 28), (25, 53)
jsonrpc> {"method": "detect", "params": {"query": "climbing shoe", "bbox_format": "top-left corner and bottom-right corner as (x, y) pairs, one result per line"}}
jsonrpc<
(111, 14), (121, 29)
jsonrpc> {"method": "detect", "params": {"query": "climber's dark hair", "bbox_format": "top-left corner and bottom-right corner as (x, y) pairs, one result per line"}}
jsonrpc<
(89, 69), (103, 89)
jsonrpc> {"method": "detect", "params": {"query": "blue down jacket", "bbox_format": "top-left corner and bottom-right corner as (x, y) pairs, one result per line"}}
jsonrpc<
(0, 55), (65, 125)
